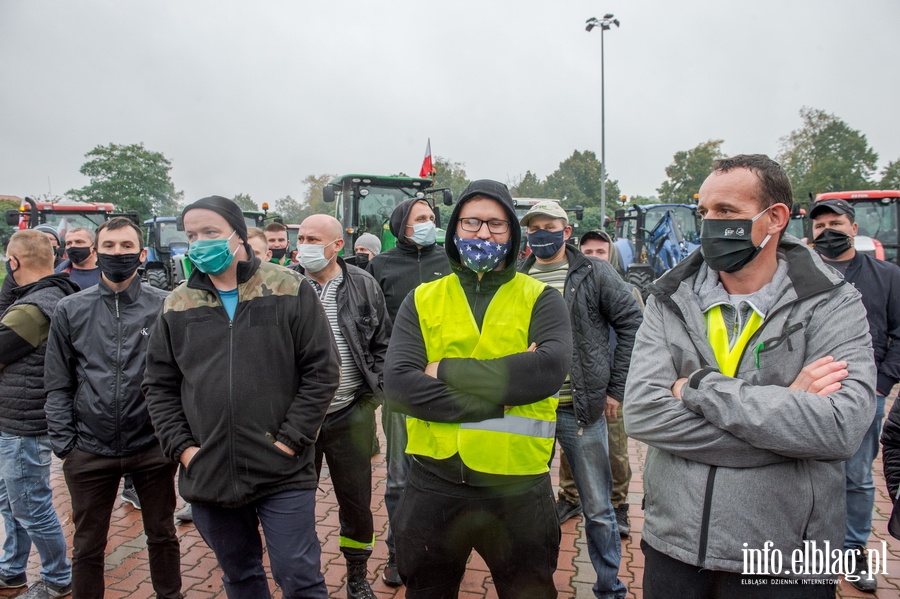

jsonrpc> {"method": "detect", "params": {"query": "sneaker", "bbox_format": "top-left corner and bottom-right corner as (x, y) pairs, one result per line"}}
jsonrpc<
(614, 503), (631, 537)
(21, 580), (72, 598)
(556, 497), (582, 524)
(381, 552), (402, 587)
(120, 485), (141, 510)
(0, 572), (27, 588)
(175, 504), (193, 523)
(846, 547), (877, 593)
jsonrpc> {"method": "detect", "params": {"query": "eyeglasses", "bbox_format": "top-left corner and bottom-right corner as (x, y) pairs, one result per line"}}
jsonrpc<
(458, 218), (510, 234)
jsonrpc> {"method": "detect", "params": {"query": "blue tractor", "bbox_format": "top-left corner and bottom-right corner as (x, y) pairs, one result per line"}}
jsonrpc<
(614, 203), (700, 297)
(142, 216), (189, 290)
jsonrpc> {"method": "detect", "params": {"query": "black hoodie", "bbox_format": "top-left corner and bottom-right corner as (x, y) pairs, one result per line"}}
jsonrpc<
(383, 179), (572, 485)
(367, 198), (452, 321)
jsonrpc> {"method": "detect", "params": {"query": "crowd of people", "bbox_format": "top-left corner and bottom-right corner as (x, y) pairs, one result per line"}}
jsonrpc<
(0, 153), (897, 599)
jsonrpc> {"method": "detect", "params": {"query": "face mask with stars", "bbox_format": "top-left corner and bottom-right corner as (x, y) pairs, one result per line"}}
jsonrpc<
(453, 234), (510, 273)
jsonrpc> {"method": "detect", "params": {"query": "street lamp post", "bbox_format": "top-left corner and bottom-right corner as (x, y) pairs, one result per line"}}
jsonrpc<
(585, 14), (619, 226)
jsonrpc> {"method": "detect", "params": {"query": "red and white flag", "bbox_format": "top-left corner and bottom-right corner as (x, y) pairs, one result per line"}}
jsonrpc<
(419, 139), (435, 179)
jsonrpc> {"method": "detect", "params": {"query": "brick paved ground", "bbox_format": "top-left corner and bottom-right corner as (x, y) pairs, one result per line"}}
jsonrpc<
(3, 395), (900, 598)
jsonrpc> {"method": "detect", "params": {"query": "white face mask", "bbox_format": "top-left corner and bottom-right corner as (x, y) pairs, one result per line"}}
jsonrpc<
(408, 221), (437, 246)
(297, 240), (337, 273)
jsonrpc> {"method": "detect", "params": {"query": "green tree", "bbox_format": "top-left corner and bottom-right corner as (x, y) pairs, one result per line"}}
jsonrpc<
(274, 195), (305, 224)
(232, 193), (258, 212)
(880, 159), (900, 189)
(542, 150), (620, 217)
(777, 107), (878, 200)
(432, 157), (470, 201)
(510, 171), (546, 197)
(67, 142), (182, 221)
(657, 140), (725, 203)
(301, 174), (334, 218)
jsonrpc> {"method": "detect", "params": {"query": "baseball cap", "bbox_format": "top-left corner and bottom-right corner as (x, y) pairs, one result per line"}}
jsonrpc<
(809, 199), (855, 220)
(520, 200), (568, 226)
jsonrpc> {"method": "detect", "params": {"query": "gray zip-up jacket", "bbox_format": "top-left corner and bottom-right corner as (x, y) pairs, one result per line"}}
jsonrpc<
(624, 236), (875, 576)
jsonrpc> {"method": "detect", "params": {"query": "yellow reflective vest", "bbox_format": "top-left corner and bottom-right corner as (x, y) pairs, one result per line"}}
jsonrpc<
(408, 273), (558, 475)
(705, 305), (764, 377)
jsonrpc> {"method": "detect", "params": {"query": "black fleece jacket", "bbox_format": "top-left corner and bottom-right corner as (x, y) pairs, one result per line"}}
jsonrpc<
(143, 258), (340, 507)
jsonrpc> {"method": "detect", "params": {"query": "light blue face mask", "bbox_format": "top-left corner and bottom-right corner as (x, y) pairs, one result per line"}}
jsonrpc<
(189, 230), (238, 276)
(297, 240), (338, 273)
(408, 221), (437, 247)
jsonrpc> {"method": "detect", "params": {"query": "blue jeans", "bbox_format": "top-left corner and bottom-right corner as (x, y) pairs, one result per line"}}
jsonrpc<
(555, 406), (626, 599)
(192, 489), (326, 599)
(844, 394), (886, 549)
(0, 433), (70, 586)
(382, 405), (410, 554)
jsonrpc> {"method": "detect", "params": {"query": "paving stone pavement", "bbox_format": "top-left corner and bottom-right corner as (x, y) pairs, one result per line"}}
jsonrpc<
(3, 396), (899, 598)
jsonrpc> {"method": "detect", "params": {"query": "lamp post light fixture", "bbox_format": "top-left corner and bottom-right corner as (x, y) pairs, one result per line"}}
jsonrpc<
(585, 14), (620, 226)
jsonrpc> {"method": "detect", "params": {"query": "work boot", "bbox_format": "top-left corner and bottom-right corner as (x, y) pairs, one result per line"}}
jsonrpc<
(846, 547), (877, 593)
(346, 561), (375, 599)
(615, 503), (631, 537)
(382, 552), (402, 587)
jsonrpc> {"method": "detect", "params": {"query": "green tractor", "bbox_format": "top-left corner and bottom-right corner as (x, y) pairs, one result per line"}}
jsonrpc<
(322, 174), (452, 262)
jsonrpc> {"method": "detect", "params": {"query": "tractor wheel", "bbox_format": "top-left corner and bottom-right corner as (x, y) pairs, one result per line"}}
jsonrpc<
(148, 268), (169, 290)
(626, 267), (655, 301)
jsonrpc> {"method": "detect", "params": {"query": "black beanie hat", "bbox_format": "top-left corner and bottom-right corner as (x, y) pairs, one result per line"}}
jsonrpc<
(181, 196), (248, 242)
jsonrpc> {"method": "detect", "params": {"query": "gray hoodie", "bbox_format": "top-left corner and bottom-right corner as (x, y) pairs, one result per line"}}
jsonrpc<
(624, 235), (876, 576)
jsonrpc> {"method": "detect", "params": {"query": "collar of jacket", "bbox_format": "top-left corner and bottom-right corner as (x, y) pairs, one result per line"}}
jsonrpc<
(99, 273), (144, 305)
(648, 235), (842, 303)
(187, 256), (261, 294)
(394, 238), (439, 256)
(291, 255), (352, 282)
(10, 273), (80, 301)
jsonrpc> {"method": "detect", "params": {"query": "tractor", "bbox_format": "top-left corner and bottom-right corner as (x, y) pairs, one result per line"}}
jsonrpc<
(614, 203), (700, 297)
(323, 174), (452, 265)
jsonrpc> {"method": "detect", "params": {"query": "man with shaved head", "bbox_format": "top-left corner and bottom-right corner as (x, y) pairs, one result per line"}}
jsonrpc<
(291, 214), (391, 599)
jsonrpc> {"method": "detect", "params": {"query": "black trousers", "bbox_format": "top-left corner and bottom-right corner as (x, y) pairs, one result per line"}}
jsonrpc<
(641, 539), (836, 599)
(63, 444), (182, 599)
(395, 460), (559, 599)
(313, 398), (375, 560)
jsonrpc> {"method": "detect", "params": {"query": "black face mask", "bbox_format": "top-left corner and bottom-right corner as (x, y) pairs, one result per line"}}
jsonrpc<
(270, 247), (287, 260)
(813, 228), (853, 260)
(96, 253), (142, 283)
(66, 246), (93, 266)
(5, 257), (18, 287)
(699, 208), (772, 273)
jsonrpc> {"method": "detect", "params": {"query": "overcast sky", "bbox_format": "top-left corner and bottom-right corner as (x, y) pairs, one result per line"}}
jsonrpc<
(2, 0), (898, 207)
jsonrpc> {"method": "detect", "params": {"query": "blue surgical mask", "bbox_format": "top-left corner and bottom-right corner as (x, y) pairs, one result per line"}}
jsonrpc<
(408, 221), (437, 247)
(527, 229), (566, 259)
(189, 230), (239, 276)
(453, 234), (511, 273)
(297, 240), (337, 273)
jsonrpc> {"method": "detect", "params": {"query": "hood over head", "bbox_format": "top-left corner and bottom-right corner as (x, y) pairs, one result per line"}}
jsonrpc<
(389, 198), (433, 243)
(446, 179), (520, 269)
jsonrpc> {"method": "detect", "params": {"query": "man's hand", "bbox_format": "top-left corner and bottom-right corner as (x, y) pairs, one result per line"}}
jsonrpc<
(180, 446), (200, 469)
(672, 378), (689, 400)
(605, 397), (620, 421)
(790, 356), (848, 396)
(274, 441), (296, 456)
(424, 361), (440, 379)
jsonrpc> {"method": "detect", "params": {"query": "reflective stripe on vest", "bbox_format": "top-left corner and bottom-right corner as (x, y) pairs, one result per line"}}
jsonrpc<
(705, 305), (763, 377)
(409, 273), (557, 475)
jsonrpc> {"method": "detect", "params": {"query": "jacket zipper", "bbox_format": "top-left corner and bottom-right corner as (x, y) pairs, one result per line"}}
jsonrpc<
(114, 292), (122, 455)
(228, 288), (239, 500)
(697, 465), (718, 567)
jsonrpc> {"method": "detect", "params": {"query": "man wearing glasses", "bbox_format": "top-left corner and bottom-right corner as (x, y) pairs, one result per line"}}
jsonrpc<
(384, 179), (572, 598)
